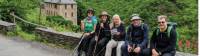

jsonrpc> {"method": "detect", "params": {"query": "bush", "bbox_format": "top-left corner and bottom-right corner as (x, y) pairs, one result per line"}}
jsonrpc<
(46, 16), (73, 27)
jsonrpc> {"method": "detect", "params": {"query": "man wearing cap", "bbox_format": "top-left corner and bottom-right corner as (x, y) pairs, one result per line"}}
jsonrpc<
(121, 14), (149, 56)
(87, 11), (111, 56)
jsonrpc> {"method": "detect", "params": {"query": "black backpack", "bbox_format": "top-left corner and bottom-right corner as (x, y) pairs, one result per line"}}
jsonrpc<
(127, 23), (146, 39)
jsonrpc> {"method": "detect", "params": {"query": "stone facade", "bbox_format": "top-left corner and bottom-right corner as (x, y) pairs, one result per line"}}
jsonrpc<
(43, 0), (77, 24)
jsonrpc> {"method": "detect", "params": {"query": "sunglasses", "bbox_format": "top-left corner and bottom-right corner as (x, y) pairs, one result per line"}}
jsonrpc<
(158, 21), (165, 24)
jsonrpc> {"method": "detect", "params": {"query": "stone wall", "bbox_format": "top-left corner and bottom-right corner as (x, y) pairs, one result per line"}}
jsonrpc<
(35, 27), (82, 46)
(0, 20), (16, 34)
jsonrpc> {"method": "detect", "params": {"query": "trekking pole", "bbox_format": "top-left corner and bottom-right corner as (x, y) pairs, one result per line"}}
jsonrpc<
(95, 29), (111, 56)
(96, 46), (106, 56)
(72, 32), (85, 56)
(92, 27), (102, 56)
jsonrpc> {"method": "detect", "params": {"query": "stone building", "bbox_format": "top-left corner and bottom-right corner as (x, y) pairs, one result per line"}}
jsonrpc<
(43, 0), (77, 24)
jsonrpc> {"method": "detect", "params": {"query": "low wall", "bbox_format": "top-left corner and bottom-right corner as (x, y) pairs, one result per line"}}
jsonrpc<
(35, 28), (82, 46)
(0, 20), (16, 34)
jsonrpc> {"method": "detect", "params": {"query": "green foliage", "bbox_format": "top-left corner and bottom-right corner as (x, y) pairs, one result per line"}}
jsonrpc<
(0, 0), (42, 22)
(46, 16), (73, 27)
(71, 25), (81, 33)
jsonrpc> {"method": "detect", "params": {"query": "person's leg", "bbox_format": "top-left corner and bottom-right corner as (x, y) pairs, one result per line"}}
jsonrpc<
(82, 35), (93, 56)
(116, 41), (125, 56)
(105, 39), (117, 56)
(121, 42), (129, 56)
(95, 38), (110, 56)
(77, 36), (89, 56)
(162, 53), (173, 56)
(162, 51), (176, 56)
(87, 37), (97, 56)
(140, 48), (151, 56)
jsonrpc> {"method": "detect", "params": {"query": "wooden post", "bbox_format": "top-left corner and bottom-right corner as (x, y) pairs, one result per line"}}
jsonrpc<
(11, 12), (16, 24)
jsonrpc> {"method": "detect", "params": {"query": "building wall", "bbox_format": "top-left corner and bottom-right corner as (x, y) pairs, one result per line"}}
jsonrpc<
(43, 3), (77, 25)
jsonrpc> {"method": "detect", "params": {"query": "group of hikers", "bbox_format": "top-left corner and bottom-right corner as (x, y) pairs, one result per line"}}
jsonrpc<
(76, 8), (177, 56)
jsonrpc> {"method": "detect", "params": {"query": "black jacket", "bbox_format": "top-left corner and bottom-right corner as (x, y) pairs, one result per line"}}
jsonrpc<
(150, 26), (177, 53)
(111, 23), (126, 41)
(95, 21), (111, 39)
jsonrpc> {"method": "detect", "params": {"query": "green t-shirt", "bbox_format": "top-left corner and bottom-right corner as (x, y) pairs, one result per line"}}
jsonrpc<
(83, 16), (97, 32)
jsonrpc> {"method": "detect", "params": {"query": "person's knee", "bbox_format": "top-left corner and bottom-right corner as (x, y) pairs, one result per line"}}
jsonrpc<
(91, 40), (96, 44)
(106, 43), (113, 49)
(141, 48), (151, 56)
(162, 53), (173, 56)
(121, 44), (127, 51)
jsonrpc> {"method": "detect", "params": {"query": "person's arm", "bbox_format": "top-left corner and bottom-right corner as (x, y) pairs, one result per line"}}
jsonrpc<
(127, 26), (133, 45)
(160, 29), (177, 52)
(150, 29), (161, 55)
(95, 23), (100, 36)
(139, 24), (148, 49)
(80, 20), (85, 31)
(119, 24), (126, 39)
(92, 24), (96, 33)
(91, 18), (98, 34)
(150, 29), (157, 50)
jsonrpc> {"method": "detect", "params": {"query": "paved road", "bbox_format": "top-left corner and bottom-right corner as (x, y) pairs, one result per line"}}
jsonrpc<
(0, 34), (73, 56)
(0, 34), (197, 56)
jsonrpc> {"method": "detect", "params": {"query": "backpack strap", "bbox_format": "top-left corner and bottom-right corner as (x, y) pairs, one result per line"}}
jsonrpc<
(128, 25), (133, 38)
(141, 23), (144, 30)
(156, 27), (160, 37)
(155, 26), (173, 38)
(167, 26), (173, 38)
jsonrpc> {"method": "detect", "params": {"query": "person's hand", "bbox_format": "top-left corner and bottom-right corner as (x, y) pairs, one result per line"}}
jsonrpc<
(100, 23), (104, 28)
(90, 31), (95, 34)
(116, 32), (120, 35)
(152, 49), (159, 56)
(95, 36), (98, 41)
(128, 45), (132, 52)
(134, 47), (141, 53)
(84, 33), (90, 36)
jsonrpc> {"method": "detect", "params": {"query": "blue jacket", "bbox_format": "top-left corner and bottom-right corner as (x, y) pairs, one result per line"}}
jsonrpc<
(126, 24), (148, 49)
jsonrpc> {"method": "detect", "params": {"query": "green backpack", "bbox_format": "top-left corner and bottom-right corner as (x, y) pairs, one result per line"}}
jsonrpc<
(155, 22), (179, 48)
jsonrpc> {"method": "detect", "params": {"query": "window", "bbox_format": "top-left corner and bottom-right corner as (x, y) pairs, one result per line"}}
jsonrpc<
(50, 4), (52, 8)
(54, 4), (57, 9)
(71, 12), (73, 17)
(65, 5), (67, 9)
(71, 4), (73, 9)
(46, 10), (48, 15)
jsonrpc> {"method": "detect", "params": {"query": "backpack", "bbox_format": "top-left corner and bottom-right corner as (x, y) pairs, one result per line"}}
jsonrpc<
(155, 22), (179, 48)
(127, 23), (146, 40)
(155, 22), (177, 38)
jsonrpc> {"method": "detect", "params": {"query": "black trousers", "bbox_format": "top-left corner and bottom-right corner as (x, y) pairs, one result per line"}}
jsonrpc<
(142, 48), (176, 56)
(87, 37), (110, 56)
(77, 34), (94, 56)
